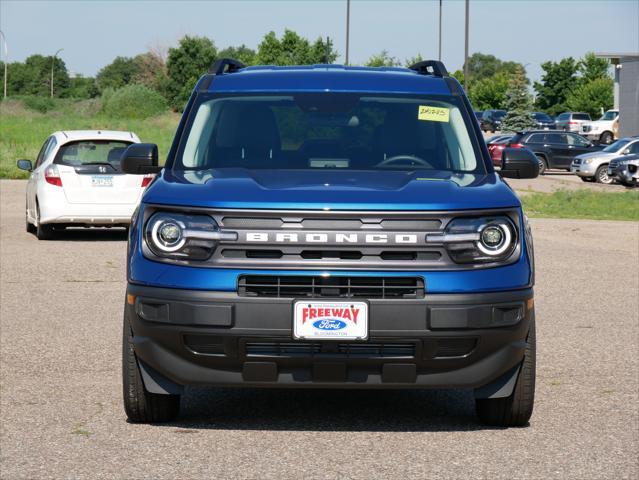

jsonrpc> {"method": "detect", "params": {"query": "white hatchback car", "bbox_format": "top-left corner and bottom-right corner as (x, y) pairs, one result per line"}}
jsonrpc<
(17, 130), (155, 239)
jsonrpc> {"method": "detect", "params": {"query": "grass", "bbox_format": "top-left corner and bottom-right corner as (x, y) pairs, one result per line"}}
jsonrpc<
(0, 98), (179, 179)
(522, 189), (639, 221)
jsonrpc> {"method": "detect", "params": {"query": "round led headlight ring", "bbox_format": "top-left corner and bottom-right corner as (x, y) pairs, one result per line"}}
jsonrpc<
(150, 218), (186, 252)
(477, 222), (513, 256)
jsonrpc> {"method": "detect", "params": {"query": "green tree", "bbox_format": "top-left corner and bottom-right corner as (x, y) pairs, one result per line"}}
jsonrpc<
(66, 75), (99, 99)
(566, 77), (613, 118)
(96, 56), (139, 92)
(578, 52), (610, 83)
(3, 55), (69, 97)
(164, 35), (217, 110)
(468, 72), (510, 110)
(218, 45), (257, 65)
(132, 52), (166, 90)
(467, 52), (520, 82)
(256, 30), (337, 65)
(404, 54), (423, 67)
(365, 50), (400, 67)
(533, 57), (578, 116)
(501, 66), (535, 132)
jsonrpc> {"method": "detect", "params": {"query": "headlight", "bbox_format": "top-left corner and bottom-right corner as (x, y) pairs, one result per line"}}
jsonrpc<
(583, 158), (593, 165)
(426, 216), (517, 264)
(145, 212), (237, 260)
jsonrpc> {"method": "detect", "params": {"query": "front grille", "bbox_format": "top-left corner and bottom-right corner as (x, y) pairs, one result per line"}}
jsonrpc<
(238, 275), (425, 298)
(143, 207), (520, 270)
(245, 342), (416, 359)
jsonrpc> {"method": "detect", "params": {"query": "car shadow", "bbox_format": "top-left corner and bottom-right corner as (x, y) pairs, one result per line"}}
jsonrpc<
(157, 387), (506, 432)
(50, 227), (128, 242)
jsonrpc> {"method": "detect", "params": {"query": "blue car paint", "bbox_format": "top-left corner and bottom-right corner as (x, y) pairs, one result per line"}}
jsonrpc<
(128, 65), (531, 295)
(143, 169), (519, 211)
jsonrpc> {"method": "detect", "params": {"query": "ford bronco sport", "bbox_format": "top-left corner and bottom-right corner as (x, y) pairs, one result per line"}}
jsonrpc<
(121, 59), (540, 426)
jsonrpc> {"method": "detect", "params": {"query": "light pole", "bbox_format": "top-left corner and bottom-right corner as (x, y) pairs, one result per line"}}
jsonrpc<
(438, 0), (442, 61)
(50, 48), (63, 98)
(0, 30), (7, 99)
(463, 0), (469, 90)
(345, 0), (350, 65)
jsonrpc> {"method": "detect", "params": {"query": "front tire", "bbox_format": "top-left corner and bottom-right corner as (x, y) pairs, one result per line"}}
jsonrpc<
(595, 165), (612, 184)
(122, 313), (180, 423)
(476, 315), (536, 427)
(599, 131), (613, 145)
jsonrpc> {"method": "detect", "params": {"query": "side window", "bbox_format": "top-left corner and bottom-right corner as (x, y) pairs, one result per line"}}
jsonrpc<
(34, 137), (54, 169)
(627, 142), (639, 154)
(43, 137), (58, 160)
(527, 134), (545, 143)
(545, 133), (566, 144)
(567, 134), (589, 147)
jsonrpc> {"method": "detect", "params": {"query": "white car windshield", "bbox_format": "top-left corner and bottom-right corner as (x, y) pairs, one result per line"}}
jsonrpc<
(602, 139), (629, 153)
(599, 111), (618, 121)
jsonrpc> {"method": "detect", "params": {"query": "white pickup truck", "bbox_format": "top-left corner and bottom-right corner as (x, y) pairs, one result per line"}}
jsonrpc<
(581, 110), (619, 145)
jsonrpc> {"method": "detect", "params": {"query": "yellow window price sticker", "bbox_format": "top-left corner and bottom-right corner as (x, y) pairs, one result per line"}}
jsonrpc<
(418, 105), (450, 122)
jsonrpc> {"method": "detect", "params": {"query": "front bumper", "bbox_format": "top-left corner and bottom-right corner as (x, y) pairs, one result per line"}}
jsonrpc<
(570, 162), (597, 176)
(126, 283), (533, 393)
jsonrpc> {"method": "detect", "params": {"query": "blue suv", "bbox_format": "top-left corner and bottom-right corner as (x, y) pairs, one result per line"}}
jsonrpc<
(121, 59), (539, 426)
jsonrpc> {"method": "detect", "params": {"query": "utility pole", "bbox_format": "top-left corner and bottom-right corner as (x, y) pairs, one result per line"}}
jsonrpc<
(345, 0), (350, 65)
(463, 0), (469, 90)
(0, 30), (7, 99)
(50, 48), (63, 98)
(325, 36), (332, 64)
(438, 0), (442, 61)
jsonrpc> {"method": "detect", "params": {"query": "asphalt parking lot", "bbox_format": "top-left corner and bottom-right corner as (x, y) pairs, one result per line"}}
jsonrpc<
(1, 179), (637, 479)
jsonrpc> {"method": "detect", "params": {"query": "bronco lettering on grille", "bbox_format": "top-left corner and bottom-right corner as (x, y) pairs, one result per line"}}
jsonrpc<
(243, 232), (422, 245)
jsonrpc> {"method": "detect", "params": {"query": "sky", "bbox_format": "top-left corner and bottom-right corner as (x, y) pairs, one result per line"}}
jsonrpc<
(1, 0), (638, 83)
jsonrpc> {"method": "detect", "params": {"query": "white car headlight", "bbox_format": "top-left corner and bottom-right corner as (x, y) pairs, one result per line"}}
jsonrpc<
(582, 158), (593, 165)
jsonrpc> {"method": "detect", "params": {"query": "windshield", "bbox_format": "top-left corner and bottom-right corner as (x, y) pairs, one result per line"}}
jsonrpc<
(602, 139), (629, 152)
(493, 110), (507, 119)
(174, 93), (483, 173)
(599, 111), (618, 121)
(533, 112), (552, 121)
(54, 140), (132, 172)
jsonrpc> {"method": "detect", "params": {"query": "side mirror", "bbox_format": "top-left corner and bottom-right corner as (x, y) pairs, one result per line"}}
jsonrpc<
(121, 143), (161, 175)
(499, 148), (539, 179)
(17, 160), (33, 172)
(622, 149), (630, 155)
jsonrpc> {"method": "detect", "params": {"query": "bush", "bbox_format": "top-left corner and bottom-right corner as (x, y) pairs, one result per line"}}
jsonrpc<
(21, 95), (56, 113)
(101, 84), (167, 119)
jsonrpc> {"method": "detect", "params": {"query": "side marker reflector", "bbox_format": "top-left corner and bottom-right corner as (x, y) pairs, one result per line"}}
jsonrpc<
(127, 294), (136, 305)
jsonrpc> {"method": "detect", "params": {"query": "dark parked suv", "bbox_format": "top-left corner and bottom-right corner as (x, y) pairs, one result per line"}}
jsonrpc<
(508, 131), (603, 174)
(480, 110), (507, 133)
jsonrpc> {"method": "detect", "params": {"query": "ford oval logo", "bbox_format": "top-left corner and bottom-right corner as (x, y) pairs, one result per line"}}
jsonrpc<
(313, 319), (347, 330)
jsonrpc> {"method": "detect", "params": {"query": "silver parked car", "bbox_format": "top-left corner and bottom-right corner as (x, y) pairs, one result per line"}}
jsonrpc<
(555, 112), (592, 133)
(608, 154), (639, 188)
(571, 137), (639, 184)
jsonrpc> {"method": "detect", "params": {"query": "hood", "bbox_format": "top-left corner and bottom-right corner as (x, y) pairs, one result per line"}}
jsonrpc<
(576, 151), (616, 160)
(143, 169), (521, 211)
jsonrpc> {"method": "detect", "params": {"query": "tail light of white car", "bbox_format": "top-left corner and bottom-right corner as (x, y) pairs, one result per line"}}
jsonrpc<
(44, 165), (62, 187)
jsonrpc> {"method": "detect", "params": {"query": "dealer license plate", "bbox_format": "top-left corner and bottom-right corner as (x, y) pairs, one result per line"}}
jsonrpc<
(91, 175), (113, 187)
(293, 300), (368, 340)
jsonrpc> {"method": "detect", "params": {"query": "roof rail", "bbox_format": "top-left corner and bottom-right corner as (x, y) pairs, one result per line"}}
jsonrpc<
(408, 60), (449, 77)
(208, 58), (246, 75)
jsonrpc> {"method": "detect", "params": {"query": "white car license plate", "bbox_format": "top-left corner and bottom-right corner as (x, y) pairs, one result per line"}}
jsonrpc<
(293, 300), (368, 340)
(92, 175), (113, 187)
